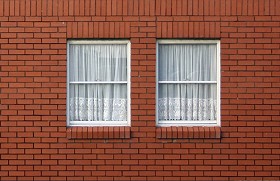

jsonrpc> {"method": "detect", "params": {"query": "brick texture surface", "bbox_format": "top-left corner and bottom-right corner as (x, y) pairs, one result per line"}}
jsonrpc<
(156, 127), (221, 139)
(67, 127), (131, 139)
(0, 0), (280, 180)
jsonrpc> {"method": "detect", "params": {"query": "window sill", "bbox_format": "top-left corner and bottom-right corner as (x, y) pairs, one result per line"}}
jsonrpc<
(67, 126), (131, 139)
(156, 126), (221, 139)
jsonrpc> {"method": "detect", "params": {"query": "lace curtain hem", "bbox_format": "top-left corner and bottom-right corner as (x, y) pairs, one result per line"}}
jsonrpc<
(158, 98), (217, 121)
(70, 98), (127, 121)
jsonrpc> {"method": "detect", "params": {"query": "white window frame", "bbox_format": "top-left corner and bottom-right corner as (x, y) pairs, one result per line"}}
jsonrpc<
(67, 40), (131, 127)
(156, 39), (221, 127)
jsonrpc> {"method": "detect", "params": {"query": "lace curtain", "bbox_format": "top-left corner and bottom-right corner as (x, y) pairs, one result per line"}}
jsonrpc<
(69, 44), (127, 121)
(158, 44), (217, 121)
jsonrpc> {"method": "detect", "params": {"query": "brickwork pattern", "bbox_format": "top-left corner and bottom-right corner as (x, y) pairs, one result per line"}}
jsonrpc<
(0, 0), (280, 180)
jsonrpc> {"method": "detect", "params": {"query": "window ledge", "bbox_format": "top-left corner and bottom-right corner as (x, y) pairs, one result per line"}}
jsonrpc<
(156, 126), (221, 139)
(67, 126), (131, 139)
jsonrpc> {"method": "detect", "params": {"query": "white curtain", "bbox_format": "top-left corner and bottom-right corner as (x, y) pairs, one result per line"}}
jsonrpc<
(69, 44), (127, 121)
(158, 44), (217, 121)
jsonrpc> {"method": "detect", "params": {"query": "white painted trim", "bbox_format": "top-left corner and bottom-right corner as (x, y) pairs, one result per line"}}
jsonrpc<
(70, 81), (128, 84)
(156, 39), (221, 127)
(216, 41), (221, 127)
(69, 121), (129, 127)
(157, 39), (219, 45)
(66, 41), (70, 127)
(158, 81), (217, 84)
(127, 41), (131, 127)
(67, 40), (131, 127)
(156, 41), (159, 127)
(158, 120), (217, 125)
(68, 40), (130, 45)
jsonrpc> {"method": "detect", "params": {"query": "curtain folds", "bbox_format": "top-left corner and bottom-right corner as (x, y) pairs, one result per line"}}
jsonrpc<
(158, 44), (217, 121)
(69, 44), (127, 121)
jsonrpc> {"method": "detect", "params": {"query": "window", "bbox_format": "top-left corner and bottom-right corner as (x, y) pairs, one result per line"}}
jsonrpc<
(156, 40), (220, 126)
(67, 40), (131, 126)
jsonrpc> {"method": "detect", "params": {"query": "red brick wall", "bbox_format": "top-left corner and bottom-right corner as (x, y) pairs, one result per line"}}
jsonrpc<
(1, 0), (280, 180)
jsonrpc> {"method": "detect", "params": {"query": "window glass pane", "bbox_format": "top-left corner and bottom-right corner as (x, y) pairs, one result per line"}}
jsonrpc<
(69, 44), (127, 82)
(158, 83), (217, 121)
(69, 84), (127, 121)
(158, 44), (217, 81)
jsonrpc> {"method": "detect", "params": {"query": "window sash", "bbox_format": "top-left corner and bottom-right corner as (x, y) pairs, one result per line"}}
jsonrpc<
(156, 40), (220, 127)
(67, 40), (131, 127)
